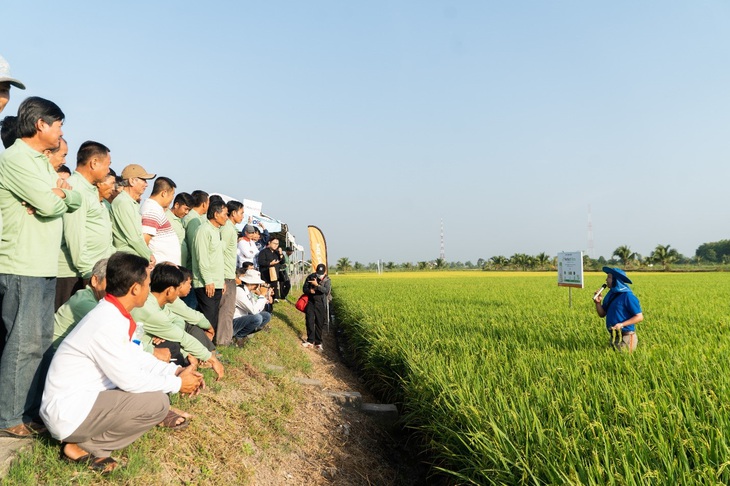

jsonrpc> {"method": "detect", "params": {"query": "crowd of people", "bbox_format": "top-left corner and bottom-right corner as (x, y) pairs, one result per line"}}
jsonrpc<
(0, 55), (320, 475)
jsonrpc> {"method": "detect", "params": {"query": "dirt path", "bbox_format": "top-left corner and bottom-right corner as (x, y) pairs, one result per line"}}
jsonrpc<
(251, 308), (427, 485)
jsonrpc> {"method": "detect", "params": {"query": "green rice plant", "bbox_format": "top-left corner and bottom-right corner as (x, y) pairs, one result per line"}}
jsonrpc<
(333, 271), (730, 485)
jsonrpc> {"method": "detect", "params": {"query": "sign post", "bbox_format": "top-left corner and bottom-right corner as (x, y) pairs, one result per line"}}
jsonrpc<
(557, 251), (584, 308)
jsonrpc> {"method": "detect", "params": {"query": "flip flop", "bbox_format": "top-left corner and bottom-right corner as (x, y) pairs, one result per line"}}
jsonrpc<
(158, 409), (190, 431)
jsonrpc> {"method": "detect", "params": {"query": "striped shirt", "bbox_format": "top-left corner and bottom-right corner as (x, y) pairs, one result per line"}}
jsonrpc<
(141, 198), (181, 265)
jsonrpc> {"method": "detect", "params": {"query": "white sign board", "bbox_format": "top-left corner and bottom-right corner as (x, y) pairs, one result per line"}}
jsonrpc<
(243, 199), (262, 218)
(557, 251), (584, 288)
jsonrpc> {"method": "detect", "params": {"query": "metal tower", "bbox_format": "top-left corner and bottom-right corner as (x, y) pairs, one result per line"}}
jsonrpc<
(587, 205), (594, 258)
(440, 219), (445, 260)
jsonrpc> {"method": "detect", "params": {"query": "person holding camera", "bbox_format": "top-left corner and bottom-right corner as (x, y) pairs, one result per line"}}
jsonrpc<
(231, 269), (273, 345)
(593, 267), (643, 352)
(301, 263), (331, 351)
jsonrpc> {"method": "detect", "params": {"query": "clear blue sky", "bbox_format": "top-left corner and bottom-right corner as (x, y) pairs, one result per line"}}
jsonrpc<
(3, 1), (729, 264)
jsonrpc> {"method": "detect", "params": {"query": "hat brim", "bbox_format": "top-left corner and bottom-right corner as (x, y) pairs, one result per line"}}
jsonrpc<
(602, 266), (632, 284)
(0, 77), (25, 90)
(242, 277), (265, 285)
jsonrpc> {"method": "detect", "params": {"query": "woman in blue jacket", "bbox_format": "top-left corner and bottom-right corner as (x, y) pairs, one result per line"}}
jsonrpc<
(593, 267), (643, 352)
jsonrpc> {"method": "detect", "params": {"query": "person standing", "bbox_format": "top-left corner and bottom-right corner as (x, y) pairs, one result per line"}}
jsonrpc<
(593, 267), (643, 352)
(166, 192), (192, 269)
(191, 199), (228, 332)
(55, 141), (113, 309)
(258, 238), (282, 299)
(111, 164), (155, 261)
(0, 97), (82, 438)
(182, 190), (209, 267)
(217, 200), (243, 346)
(301, 263), (331, 352)
(141, 177), (180, 265)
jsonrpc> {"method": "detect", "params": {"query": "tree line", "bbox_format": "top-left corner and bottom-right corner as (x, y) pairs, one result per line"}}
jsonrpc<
(334, 241), (730, 273)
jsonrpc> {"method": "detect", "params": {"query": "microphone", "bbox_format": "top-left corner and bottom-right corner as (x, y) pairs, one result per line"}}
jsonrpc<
(593, 283), (607, 300)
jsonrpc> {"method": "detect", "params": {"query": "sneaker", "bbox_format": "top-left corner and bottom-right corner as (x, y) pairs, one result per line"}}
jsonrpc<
(314, 344), (323, 352)
(301, 342), (314, 348)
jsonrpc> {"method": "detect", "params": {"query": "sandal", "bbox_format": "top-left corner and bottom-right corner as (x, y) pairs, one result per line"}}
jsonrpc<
(62, 444), (118, 475)
(158, 409), (190, 431)
(0, 423), (34, 439)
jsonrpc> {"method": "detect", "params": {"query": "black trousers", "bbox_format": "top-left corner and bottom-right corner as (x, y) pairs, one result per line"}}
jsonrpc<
(279, 279), (291, 300)
(185, 323), (216, 352)
(305, 298), (327, 345)
(55, 276), (84, 311)
(194, 287), (222, 333)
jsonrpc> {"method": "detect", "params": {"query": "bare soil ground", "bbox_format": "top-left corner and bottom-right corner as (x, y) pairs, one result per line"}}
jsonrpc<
(246, 303), (427, 485)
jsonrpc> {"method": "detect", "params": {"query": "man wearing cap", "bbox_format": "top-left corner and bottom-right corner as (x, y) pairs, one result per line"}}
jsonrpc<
(593, 267), (643, 352)
(236, 224), (259, 269)
(55, 141), (113, 310)
(0, 97), (82, 438)
(111, 164), (155, 262)
(232, 268), (273, 344)
(0, 55), (25, 114)
(301, 263), (331, 351)
(141, 177), (180, 266)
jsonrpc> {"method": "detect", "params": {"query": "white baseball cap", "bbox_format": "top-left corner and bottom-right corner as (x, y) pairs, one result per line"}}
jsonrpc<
(0, 56), (25, 89)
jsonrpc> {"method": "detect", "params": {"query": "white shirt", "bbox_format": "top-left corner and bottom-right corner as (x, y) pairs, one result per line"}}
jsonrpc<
(234, 285), (268, 318)
(141, 198), (181, 265)
(40, 299), (181, 440)
(236, 237), (259, 269)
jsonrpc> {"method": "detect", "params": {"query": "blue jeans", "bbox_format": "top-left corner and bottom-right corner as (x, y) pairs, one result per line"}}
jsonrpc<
(0, 274), (56, 428)
(232, 311), (271, 339)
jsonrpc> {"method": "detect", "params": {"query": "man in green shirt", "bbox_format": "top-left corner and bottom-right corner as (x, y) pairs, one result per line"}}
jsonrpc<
(216, 200), (244, 346)
(166, 192), (192, 270)
(180, 190), (208, 309)
(55, 141), (113, 310)
(131, 264), (224, 380)
(53, 258), (108, 349)
(0, 97), (82, 438)
(110, 164), (155, 261)
(191, 199), (228, 333)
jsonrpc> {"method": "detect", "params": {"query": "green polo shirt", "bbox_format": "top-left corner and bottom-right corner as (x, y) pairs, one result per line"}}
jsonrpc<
(131, 293), (212, 361)
(166, 297), (211, 330)
(0, 139), (82, 276)
(220, 219), (238, 280)
(53, 287), (100, 349)
(183, 210), (204, 269)
(166, 209), (188, 269)
(111, 190), (151, 260)
(192, 219), (224, 289)
(58, 172), (114, 278)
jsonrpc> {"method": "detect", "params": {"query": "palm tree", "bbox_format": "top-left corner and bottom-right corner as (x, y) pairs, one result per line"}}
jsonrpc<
(417, 261), (428, 270)
(434, 258), (447, 269)
(534, 252), (551, 270)
(353, 261), (364, 271)
(490, 256), (508, 270)
(336, 257), (352, 273)
(510, 253), (533, 271)
(612, 245), (637, 267)
(649, 244), (679, 270)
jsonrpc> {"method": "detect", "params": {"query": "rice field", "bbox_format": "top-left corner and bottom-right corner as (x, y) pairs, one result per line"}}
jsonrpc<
(331, 271), (730, 485)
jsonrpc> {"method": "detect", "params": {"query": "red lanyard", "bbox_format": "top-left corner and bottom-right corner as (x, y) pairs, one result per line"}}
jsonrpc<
(103, 294), (137, 340)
